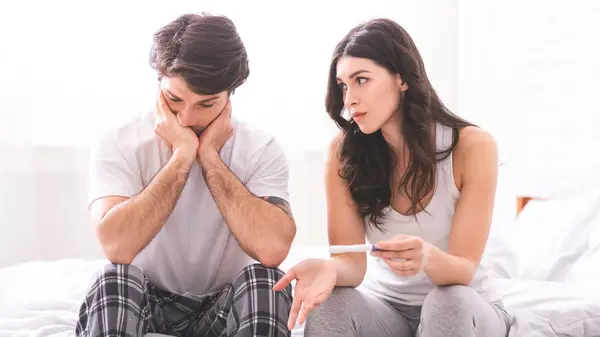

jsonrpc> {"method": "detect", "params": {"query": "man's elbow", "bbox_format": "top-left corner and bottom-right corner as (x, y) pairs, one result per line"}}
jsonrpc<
(97, 228), (134, 265)
(256, 243), (291, 268)
(101, 244), (135, 265)
(258, 245), (289, 268)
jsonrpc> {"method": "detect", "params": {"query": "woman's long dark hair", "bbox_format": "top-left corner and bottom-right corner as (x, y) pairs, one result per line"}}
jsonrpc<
(326, 18), (474, 230)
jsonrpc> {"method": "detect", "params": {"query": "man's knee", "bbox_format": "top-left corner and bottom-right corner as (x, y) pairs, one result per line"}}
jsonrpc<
(96, 263), (145, 279)
(228, 264), (291, 336)
(89, 263), (147, 292)
(234, 263), (285, 286)
(233, 263), (291, 300)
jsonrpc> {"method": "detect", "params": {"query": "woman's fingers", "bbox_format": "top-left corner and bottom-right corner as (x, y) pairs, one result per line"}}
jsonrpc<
(287, 295), (303, 331)
(383, 258), (421, 276)
(375, 236), (422, 252)
(297, 301), (314, 327)
(371, 248), (422, 260)
(273, 269), (296, 291)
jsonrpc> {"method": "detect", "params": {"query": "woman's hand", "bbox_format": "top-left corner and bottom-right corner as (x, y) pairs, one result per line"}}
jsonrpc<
(371, 234), (431, 277)
(273, 259), (337, 331)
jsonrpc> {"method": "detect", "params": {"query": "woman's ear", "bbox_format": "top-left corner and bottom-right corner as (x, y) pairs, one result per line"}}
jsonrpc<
(396, 75), (409, 92)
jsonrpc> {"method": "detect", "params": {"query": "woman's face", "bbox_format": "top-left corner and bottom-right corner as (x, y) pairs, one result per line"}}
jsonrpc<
(335, 56), (407, 134)
(159, 75), (229, 136)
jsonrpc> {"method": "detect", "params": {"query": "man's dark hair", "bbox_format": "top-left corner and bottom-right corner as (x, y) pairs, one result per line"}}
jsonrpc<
(149, 13), (249, 95)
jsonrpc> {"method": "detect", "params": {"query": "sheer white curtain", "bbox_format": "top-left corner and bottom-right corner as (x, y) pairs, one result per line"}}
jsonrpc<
(457, 0), (600, 226)
(3, 0), (599, 267)
(0, 0), (460, 266)
(1, 0), (458, 150)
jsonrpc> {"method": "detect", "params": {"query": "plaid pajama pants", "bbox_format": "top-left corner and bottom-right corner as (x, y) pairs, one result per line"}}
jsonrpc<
(75, 263), (293, 337)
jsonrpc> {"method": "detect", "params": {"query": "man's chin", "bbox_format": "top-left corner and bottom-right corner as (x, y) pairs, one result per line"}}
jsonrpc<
(192, 128), (205, 137)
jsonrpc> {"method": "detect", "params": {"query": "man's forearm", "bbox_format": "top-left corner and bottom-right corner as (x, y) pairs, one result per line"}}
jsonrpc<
(423, 245), (476, 286)
(97, 149), (194, 264)
(198, 150), (295, 267)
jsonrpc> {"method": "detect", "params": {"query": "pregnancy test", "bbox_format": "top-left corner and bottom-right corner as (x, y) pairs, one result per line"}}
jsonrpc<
(329, 244), (378, 254)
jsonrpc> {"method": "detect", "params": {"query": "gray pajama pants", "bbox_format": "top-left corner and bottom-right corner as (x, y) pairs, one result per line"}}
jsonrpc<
(76, 263), (292, 337)
(304, 286), (511, 337)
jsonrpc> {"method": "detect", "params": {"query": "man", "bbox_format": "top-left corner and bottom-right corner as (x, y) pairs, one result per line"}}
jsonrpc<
(76, 13), (296, 337)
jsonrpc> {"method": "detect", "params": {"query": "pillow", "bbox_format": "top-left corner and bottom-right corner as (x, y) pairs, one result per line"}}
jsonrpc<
(485, 189), (600, 281)
(565, 209), (600, 288)
(483, 231), (520, 279)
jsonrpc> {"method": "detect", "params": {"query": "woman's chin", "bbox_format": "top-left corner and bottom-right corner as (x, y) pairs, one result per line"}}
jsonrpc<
(357, 123), (379, 135)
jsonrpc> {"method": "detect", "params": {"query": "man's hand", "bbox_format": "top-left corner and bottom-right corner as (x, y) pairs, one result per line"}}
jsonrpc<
(154, 90), (198, 158)
(198, 99), (233, 157)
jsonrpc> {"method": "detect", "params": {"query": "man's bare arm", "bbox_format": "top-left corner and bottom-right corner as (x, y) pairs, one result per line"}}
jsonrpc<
(93, 149), (194, 264)
(198, 150), (296, 268)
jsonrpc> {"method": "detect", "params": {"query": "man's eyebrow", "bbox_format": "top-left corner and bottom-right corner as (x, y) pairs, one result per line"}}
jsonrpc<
(164, 89), (219, 104)
(164, 89), (181, 100)
(196, 96), (219, 104)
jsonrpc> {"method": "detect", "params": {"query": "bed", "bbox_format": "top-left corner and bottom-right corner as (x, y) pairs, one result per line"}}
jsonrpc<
(1, 193), (600, 337)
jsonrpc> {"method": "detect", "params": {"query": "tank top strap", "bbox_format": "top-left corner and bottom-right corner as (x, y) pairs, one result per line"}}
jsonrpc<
(435, 123), (460, 199)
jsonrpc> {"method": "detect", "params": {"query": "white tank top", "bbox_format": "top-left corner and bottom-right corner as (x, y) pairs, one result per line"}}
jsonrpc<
(358, 123), (498, 306)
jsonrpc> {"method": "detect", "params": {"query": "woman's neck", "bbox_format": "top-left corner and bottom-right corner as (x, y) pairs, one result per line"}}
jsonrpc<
(381, 113), (405, 156)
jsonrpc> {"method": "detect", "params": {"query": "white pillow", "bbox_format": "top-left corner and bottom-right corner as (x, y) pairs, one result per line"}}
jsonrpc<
(483, 232), (520, 279)
(565, 209), (600, 288)
(486, 189), (600, 281)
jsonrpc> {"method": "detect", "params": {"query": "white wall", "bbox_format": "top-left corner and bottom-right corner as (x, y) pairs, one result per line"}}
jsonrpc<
(457, 0), (600, 225)
(0, 147), (100, 267)
(0, 148), (329, 267)
(3, 1), (598, 267)
(0, 0), (462, 267)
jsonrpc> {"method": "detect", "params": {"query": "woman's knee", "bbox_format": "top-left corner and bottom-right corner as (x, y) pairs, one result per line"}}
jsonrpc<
(422, 285), (477, 321)
(306, 287), (363, 328)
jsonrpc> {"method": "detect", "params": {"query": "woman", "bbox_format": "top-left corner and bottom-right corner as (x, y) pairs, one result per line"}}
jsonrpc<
(273, 18), (510, 337)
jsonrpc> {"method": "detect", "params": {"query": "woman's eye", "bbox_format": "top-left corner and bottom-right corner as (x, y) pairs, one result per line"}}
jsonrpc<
(168, 96), (181, 102)
(357, 77), (368, 85)
(200, 103), (215, 108)
(338, 83), (348, 90)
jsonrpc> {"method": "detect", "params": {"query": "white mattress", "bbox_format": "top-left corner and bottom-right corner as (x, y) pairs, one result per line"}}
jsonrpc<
(1, 247), (600, 337)
(0, 247), (330, 337)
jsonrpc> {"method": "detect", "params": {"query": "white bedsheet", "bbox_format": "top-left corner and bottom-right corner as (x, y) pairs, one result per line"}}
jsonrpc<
(495, 278), (600, 336)
(2, 244), (600, 337)
(0, 246), (331, 337)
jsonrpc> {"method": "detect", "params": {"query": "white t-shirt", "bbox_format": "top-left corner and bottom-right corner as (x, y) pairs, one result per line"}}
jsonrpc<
(87, 111), (290, 299)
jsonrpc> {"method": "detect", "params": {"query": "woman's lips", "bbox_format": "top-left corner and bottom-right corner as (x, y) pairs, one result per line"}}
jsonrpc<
(352, 111), (367, 122)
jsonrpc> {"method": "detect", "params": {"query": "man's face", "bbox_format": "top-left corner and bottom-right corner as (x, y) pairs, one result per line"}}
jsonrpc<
(159, 75), (229, 136)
